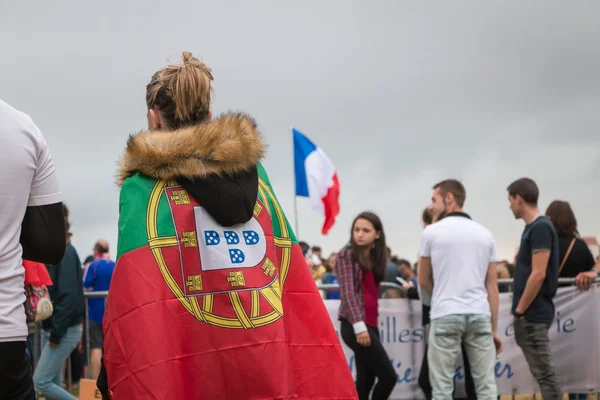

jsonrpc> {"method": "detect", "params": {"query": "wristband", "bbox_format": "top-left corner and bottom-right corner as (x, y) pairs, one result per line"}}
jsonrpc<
(514, 311), (525, 318)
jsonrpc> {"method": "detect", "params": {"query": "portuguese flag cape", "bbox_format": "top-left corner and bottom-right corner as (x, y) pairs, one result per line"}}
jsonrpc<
(103, 114), (356, 399)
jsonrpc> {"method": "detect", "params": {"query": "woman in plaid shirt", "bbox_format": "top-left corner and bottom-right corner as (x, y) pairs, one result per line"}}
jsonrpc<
(338, 212), (397, 400)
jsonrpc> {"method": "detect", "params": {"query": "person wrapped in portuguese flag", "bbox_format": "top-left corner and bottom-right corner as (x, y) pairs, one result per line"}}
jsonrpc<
(97, 52), (357, 399)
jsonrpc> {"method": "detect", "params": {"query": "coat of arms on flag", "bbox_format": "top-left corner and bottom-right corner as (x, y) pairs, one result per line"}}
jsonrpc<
(149, 179), (287, 329)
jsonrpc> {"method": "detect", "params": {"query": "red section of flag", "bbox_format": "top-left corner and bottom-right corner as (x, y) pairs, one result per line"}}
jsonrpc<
(103, 244), (357, 399)
(320, 173), (340, 235)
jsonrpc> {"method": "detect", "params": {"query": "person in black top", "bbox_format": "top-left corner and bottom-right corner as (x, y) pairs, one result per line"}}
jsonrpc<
(507, 178), (561, 400)
(545, 200), (596, 280)
(545, 200), (594, 400)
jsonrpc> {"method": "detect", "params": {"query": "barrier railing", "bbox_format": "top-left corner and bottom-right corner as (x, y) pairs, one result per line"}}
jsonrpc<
(316, 277), (592, 293)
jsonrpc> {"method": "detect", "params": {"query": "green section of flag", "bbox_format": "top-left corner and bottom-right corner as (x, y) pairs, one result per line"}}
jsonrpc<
(116, 164), (296, 260)
(116, 173), (157, 260)
(257, 164), (298, 244)
(116, 173), (178, 260)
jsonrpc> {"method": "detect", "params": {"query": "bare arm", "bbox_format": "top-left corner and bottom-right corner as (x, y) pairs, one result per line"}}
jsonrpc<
(515, 250), (549, 315)
(575, 259), (600, 291)
(418, 256), (433, 294)
(485, 262), (499, 332)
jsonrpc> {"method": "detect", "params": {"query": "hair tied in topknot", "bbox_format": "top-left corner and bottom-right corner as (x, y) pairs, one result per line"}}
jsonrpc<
(181, 51), (199, 65)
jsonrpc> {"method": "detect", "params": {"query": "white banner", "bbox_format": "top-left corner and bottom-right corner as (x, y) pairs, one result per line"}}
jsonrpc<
(324, 286), (600, 399)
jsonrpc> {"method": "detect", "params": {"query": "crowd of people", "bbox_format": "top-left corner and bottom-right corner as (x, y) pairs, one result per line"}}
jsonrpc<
(304, 203), (599, 302)
(2, 50), (599, 400)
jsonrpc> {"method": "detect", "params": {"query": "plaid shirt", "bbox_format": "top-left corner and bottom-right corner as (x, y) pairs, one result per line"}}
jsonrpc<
(337, 246), (366, 326)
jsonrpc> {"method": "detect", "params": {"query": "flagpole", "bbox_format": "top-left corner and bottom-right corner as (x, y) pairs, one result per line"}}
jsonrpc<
(291, 126), (300, 238)
(293, 193), (300, 238)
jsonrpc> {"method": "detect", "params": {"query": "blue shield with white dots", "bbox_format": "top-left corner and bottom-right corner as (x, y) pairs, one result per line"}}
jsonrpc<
(204, 230), (220, 246)
(224, 231), (240, 245)
(229, 249), (246, 264)
(243, 230), (260, 246)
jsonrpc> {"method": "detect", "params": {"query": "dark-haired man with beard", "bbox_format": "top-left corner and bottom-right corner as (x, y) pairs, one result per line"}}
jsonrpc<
(419, 179), (501, 400)
(409, 206), (478, 400)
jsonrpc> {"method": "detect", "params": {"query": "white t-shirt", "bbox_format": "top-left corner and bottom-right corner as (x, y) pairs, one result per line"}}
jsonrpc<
(420, 214), (497, 320)
(0, 99), (61, 342)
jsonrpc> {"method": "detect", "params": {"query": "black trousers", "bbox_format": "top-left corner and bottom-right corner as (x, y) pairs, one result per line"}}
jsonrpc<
(418, 343), (476, 400)
(69, 346), (84, 383)
(0, 341), (37, 400)
(340, 319), (397, 400)
(97, 356), (110, 400)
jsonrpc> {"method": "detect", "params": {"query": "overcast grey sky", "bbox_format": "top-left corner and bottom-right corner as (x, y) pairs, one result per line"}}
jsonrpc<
(2, 1), (599, 261)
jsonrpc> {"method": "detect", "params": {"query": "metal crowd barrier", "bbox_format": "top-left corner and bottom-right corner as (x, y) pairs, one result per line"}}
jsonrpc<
(317, 277), (591, 293)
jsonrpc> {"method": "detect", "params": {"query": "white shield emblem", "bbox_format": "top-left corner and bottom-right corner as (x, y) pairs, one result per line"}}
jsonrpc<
(194, 206), (267, 271)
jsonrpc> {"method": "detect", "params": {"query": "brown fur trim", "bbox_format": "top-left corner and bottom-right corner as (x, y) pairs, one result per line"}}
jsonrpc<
(117, 112), (265, 186)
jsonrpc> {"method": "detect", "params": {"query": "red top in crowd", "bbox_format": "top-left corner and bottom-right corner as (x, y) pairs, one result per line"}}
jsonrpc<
(362, 270), (379, 328)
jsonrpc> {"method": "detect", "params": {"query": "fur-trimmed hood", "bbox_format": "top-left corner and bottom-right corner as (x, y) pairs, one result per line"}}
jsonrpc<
(118, 112), (265, 227)
(118, 112), (265, 186)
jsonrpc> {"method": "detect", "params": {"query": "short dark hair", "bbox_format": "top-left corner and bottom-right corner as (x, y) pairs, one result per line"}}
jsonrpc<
(422, 208), (433, 225)
(311, 245), (321, 253)
(545, 200), (578, 237)
(94, 242), (109, 254)
(394, 258), (411, 269)
(433, 179), (466, 207)
(507, 178), (539, 205)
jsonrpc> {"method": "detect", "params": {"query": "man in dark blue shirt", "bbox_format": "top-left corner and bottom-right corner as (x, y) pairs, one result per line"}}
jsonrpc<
(507, 178), (561, 400)
(84, 240), (115, 379)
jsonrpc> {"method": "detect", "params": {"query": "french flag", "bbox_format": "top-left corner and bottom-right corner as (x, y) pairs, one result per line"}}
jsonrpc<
(293, 128), (340, 235)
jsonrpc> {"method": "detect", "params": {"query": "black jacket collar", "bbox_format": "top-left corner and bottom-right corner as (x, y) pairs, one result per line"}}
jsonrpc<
(440, 211), (472, 220)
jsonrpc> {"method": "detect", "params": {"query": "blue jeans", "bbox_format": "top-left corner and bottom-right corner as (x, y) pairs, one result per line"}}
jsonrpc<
(428, 314), (497, 400)
(33, 325), (82, 400)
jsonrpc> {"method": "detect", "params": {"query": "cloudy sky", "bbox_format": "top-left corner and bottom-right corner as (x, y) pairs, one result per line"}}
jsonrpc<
(2, 1), (599, 262)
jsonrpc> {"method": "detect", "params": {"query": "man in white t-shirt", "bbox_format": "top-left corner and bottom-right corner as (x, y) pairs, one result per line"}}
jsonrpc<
(0, 99), (66, 400)
(418, 179), (502, 400)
